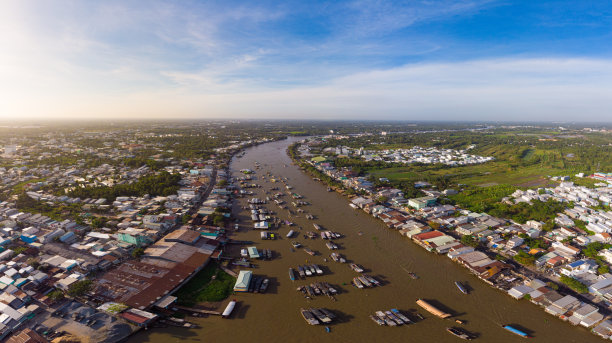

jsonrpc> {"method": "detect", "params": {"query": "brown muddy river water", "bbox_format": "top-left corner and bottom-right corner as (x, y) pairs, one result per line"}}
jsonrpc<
(131, 137), (600, 343)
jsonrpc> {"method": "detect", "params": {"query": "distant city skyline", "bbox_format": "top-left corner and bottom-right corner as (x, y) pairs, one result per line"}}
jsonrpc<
(2, 1), (612, 121)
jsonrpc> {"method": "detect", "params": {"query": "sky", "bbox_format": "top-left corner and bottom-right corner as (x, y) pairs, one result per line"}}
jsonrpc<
(1, 0), (612, 122)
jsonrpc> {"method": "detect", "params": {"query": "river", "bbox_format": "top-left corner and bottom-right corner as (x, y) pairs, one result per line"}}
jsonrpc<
(131, 137), (600, 343)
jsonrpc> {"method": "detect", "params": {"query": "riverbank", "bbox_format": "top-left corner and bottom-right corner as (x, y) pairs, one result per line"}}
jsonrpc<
(289, 138), (611, 340)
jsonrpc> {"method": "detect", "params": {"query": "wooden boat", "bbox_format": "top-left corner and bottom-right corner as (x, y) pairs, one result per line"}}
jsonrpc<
(385, 310), (404, 325)
(370, 315), (385, 326)
(289, 268), (296, 281)
(301, 308), (319, 325)
(376, 311), (396, 326)
(391, 309), (412, 324)
(350, 263), (364, 273)
(304, 248), (316, 256)
(446, 327), (472, 340)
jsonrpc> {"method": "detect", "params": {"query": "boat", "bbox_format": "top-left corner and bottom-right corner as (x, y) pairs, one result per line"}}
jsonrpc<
(298, 266), (306, 278)
(330, 253), (339, 262)
(390, 309), (412, 324)
(310, 308), (332, 323)
(221, 300), (236, 318)
(408, 272), (419, 279)
(376, 311), (396, 326)
(304, 266), (312, 277)
(254, 277), (264, 293)
(352, 277), (364, 289)
(313, 264), (323, 275)
(260, 279), (269, 293)
(326, 242), (337, 250)
(416, 299), (451, 319)
(301, 308), (320, 325)
(363, 274), (380, 286)
(313, 223), (322, 231)
(327, 187), (332, 192)
(370, 315), (385, 326)
(325, 326), (331, 333)
(358, 276), (372, 287)
(240, 248), (248, 258)
(350, 263), (364, 273)
(289, 268), (296, 281)
(455, 281), (468, 294)
(308, 265), (317, 275)
(249, 276), (258, 292)
(502, 325), (530, 338)
(385, 310), (404, 325)
(349, 203), (358, 209)
(287, 230), (295, 238)
(321, 232), (328, 239)
(292, 241), (302, 248)
(446, 327), (472, 340)
(304, 248), (316, 256)
(320, 308), (336, 320)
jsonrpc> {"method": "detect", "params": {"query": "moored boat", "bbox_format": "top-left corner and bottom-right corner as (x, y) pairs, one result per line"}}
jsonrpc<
(391, 309), (412, 324)
(446, 327), (472, 340)
(289, 268), (296, 281)
(313, 264), (323, 275)
(313, 223), (322, 231)
(370, 314), (385, 326)
(350, 263), (364, 273)
(385, 311), (404, 325)
(301, 308), (320, 325)
(221, 300), (237, 318)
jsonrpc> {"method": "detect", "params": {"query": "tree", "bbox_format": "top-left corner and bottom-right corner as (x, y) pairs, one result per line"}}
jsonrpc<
(132, 247), (145, 258)
(48, 289), (65, 301)
(91, 216), (107, 228)
(461, 235), (479, 248)
(67, 280), (93, 297)
(182, 214), (192, 225)
(513, 251), (536, 265)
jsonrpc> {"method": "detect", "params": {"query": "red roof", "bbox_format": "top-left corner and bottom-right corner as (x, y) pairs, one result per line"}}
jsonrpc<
(121, 312), (149, 324)
(413, 230), (444, 241)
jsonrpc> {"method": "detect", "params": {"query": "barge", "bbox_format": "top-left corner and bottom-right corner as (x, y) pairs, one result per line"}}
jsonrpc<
(416, 299), (451, 319)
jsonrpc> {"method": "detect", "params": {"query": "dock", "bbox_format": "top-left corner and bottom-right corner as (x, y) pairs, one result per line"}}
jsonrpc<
(221, 266), (238, 277)
(174, 306), (222, 316)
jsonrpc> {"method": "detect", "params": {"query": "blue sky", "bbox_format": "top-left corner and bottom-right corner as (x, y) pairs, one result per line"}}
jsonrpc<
(1, 0), (612, 121)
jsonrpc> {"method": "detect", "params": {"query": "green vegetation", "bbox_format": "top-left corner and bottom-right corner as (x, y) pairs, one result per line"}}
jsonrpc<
(47, 289), (65, 301)
(461, 235), (479, 248)
(131, 247), (145, 258)
(10, 246), (28, 255)
(513, 250), (536, 265)
(547, 281), (559, 291)
(175, 262), (236, 306)
(67, 279), (93, 297)
(68, 171), (181, 201)
(448, 184), (517, 213)
(488, 199), (568, 224)
(560, 275), (588, 294)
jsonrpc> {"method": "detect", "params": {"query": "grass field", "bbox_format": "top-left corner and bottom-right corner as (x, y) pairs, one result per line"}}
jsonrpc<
(175, 262), (236, 307)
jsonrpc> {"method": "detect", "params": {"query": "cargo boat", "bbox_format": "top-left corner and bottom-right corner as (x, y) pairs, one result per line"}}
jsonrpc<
(310, 308), (332, 323)
(446, 327), (472, 340)
(416, 299), (451, 318)
(301, 308), (320, 325)
(502, 325), (530, 338)
(455, 281), (468, 294)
